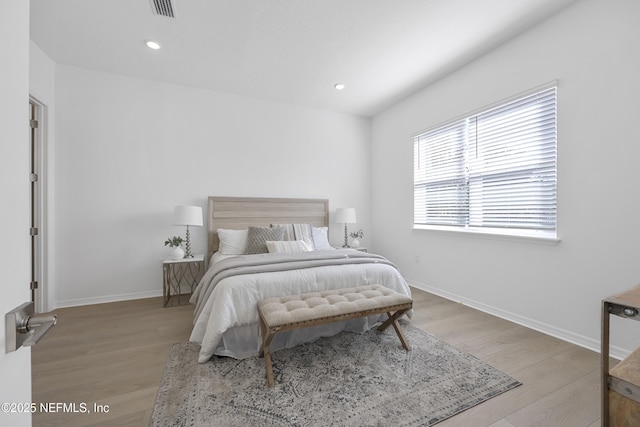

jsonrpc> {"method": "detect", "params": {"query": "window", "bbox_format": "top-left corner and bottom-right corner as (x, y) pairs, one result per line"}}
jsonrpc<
(413, 85), (557, 239)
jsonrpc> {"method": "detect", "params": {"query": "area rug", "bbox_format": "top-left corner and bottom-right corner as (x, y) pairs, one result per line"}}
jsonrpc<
(151, 323), (521, 426)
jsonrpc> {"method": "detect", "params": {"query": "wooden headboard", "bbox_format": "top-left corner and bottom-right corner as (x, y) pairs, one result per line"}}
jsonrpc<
(207, 196), (329, 259)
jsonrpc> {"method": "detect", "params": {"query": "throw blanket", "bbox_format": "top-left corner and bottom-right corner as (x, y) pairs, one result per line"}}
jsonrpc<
(189, 250), (411, 362)
(190, 250), (398, 319)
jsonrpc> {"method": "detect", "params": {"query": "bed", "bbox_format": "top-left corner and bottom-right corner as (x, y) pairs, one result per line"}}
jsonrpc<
(189, 196), (412, 363)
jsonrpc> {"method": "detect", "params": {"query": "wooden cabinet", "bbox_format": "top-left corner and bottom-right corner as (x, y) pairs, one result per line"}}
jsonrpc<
(602, 285), (640, 426)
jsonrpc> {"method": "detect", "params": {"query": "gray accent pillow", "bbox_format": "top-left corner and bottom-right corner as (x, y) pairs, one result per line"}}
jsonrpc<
(244, 226), (285, 254)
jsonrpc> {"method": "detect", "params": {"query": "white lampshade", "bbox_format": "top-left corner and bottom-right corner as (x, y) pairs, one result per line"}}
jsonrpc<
(173, 205), (203, 227)
(335, 208), (357, 224)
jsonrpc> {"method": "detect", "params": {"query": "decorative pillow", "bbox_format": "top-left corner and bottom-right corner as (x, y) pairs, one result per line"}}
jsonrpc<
(217, 228), (248, 255)
(271, 223), (314, 249)
(245, 226), (285, 254)
(312, 226), (332, 250)
(266, 240), (312, 254)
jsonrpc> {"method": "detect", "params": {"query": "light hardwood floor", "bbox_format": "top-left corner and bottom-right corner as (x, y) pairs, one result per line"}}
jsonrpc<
(31, 288), (602, 426)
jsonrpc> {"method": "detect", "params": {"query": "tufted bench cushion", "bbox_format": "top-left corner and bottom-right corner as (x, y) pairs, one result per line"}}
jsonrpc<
(258, 284), (413, 387)
(259, 285), (412, 328)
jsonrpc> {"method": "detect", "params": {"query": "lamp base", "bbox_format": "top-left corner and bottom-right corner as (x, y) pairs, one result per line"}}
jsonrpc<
(342, 224), (350, 248)
(184, 225), (194, 258)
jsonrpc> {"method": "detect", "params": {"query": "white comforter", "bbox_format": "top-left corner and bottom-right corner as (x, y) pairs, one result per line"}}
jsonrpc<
(189, 250), (412, 363)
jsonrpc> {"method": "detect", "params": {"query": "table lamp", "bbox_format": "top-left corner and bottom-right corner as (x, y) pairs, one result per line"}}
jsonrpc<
(173, 205), (203, 258)
(335, 208), (357, 248)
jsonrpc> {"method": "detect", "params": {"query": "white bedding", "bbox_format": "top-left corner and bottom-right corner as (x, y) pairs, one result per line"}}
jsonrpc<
(189, 250), (412, 363)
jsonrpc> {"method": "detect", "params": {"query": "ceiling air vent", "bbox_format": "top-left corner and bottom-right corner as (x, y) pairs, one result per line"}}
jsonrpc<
(150, 0), (175, 18)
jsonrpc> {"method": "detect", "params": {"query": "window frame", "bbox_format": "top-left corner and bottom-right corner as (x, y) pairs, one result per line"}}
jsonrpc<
(413, 83), (559, 242)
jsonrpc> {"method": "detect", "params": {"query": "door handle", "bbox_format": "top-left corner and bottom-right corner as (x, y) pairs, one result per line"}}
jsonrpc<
(5, 302), (57, 353)
(21, 313), (57, 347)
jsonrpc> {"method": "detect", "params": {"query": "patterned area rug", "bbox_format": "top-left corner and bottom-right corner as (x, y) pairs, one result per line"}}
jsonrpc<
(151, 322), (520, 426)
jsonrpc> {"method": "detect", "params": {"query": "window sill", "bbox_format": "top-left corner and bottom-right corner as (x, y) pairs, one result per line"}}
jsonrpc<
(412, 224), (560, 245)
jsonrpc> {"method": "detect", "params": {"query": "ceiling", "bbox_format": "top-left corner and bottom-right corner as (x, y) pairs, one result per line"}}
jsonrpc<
(30, 0), (578, 117)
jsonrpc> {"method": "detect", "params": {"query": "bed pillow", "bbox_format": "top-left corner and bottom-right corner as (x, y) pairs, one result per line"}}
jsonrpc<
(266, 240), (312, 254)
(217, 228), (248, 255)
(312, 226), (332, 250)
(245, 226), (285, 254)
(271, 223), (314, 249)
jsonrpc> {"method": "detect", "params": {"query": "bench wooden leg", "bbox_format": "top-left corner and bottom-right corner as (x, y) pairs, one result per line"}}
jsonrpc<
(263, 343), (275, 388)
(259, 315), (267, 357)
(390, 317), (411, 351)
(259, 315), (276, 387)
(377, 309), (411, 351)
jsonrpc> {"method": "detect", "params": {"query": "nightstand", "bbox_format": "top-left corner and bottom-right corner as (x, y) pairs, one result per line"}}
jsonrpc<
(333, 246), (368, 253)
(162, 254), (204, 307)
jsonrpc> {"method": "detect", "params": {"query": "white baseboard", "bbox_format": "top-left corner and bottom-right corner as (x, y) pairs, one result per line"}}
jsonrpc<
(408, 279), (630, 361)
(54, 289), (164, 309)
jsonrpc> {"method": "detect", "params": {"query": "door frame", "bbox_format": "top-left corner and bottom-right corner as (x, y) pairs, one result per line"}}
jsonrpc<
(29, 96), (48, 313)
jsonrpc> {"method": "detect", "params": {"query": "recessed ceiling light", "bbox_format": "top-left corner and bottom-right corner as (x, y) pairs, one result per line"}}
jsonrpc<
(146, 40), (161, 50)
(334, 83), (345, 90)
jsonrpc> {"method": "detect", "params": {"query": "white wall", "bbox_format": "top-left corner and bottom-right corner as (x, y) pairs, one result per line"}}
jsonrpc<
(51, 65), (371, 307)
(0, 1), (32, 426)
(371, 0), (640, 357)
(30, 42), (55, 102)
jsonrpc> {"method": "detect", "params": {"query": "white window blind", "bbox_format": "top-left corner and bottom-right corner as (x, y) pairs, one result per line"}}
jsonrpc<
(414, 86), (557, 238)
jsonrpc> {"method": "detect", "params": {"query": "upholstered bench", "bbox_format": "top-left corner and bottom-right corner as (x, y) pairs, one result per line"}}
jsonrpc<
(257, 284), (413, 387)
